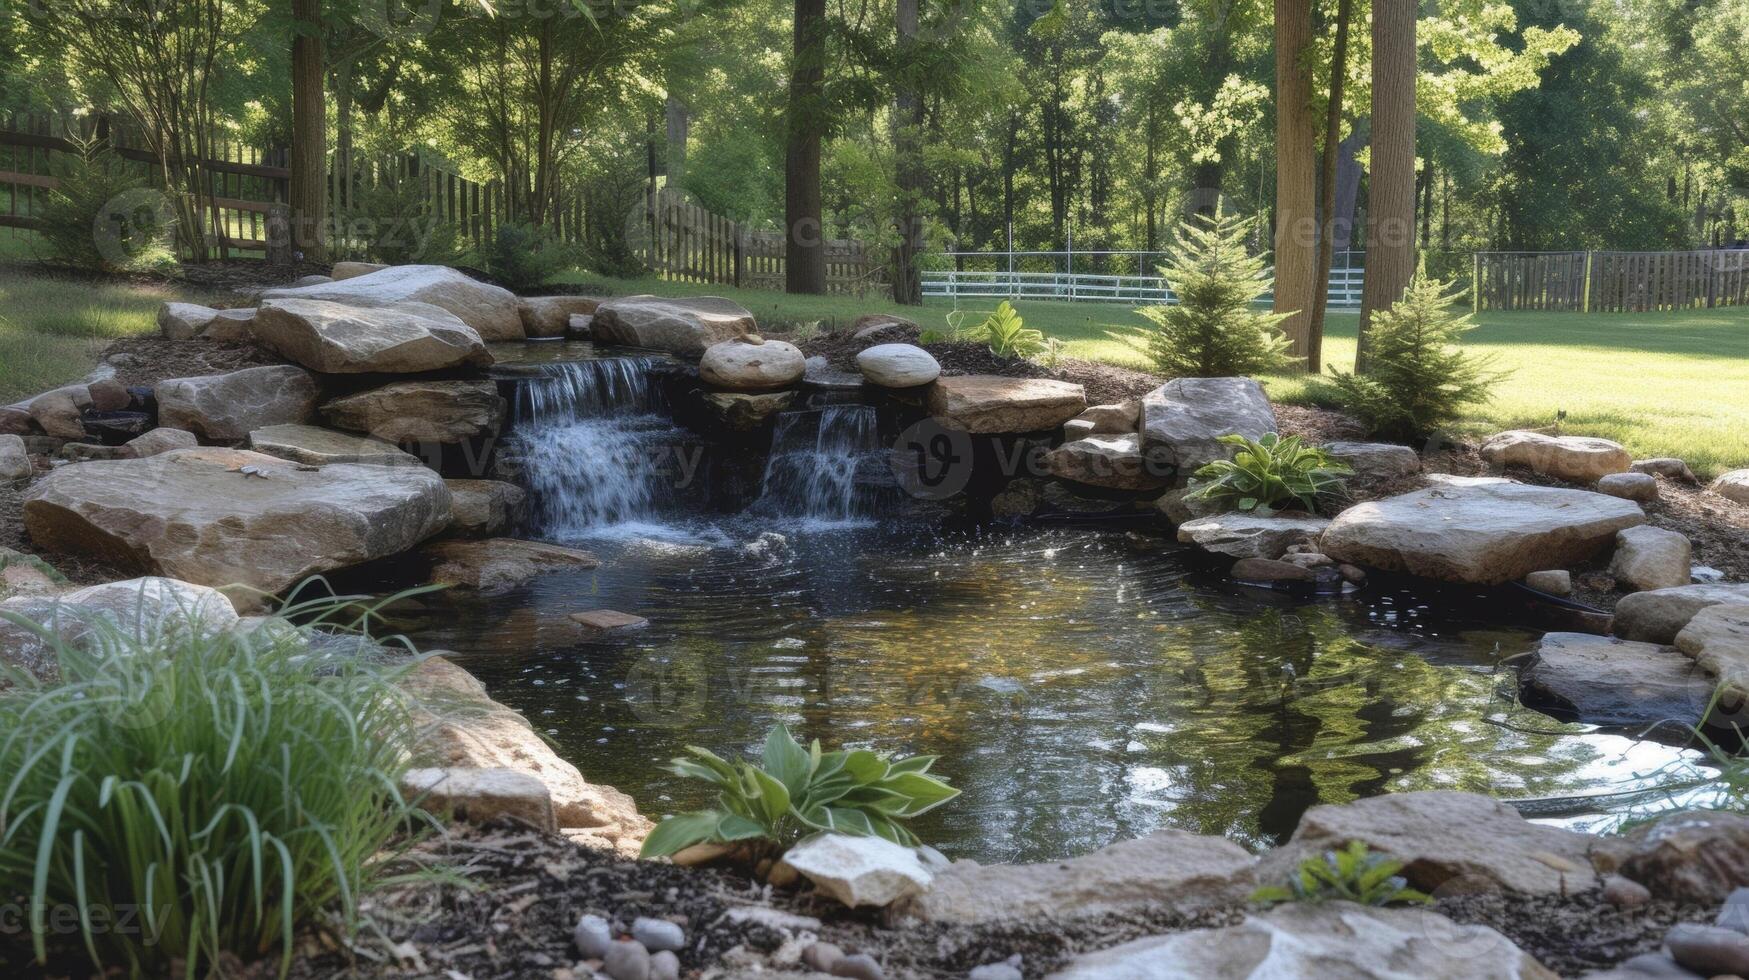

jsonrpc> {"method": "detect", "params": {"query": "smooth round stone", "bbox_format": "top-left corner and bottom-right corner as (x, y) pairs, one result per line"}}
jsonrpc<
(855, 343), (940, 388)
(573, 913), (613, 958)
(1597, 471), (1658, 502)
(1665, 922), (1749, 976)
(699, 337), (805, 391)
(830, 952), (886, 980)
(631, 916), (685, 952)
(649, 950), (680, 980)
(603, 939), (652, 980)
(1602, 874), (1651, 909)
(803, 942), (845, 973)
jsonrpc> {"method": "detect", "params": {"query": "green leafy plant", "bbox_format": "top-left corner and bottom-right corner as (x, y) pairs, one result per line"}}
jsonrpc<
(978, 300), (1047, 359)
(1137, 212), (1297, 378)
(1319, 267), (1505, 441)
(641, 724), (959, 859)
(1040, 336), (1069, 369)
(1252, 841), (1430, 907)
(1186, 433), (1350, 514)
(339, 174), (465, 266)
(0, 598), (427, 977)
(477, 220), (577, 291)
(36, 135), (176, 273)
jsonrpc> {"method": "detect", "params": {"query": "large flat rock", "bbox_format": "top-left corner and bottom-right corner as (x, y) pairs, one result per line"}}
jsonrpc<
(247, 423), (421, 466)
(1175, 513), (1330, 558)
(320, 380), (505, 444)
(1320, 477), (1645, 584)
(156, 365), (320, 441)
(1615, 583), (1749, 643)
(22, 448), (451, 595)
(259, 264), (523, 341)
(928, 375), (1086, 433)
(1044, 433), (1168, 490)
(1140, 376), (1277, 474)
(1675, 603), (1749, 703)
(252, 298), (493, 374)
(1519, 632), (1712, 729)
(590, 295), (754, 356)
(1481, 430), (1632, 482)
(421, 538), (599, 593)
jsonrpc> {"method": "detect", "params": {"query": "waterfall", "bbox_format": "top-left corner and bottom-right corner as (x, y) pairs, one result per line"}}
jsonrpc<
(509, 358), (693, 537)
(754, 405), (882, 524)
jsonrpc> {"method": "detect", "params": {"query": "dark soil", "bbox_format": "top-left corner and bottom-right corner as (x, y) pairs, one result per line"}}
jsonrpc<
(98, 335), (284, 390)
(1435, 888), (1713, 977)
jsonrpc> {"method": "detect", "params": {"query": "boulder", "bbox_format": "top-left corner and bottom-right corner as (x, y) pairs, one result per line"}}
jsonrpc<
(320, 380), (505, 445)
(1073, 399), (1140, 435)
(1175, 513), (1330, 560)
(1712, 469), (1749, 506)
(196, 307), (256, 343)
(1614, 810), (1749, 905)
(290, 274), (333, 287)
(1048, 903), (1557, 980)
(1633, 458), (1698, 483)
(22, 447), (451, 595)
(157, 302), (220, 340)
(1231, 557), (1318, 583)
(0, 434), (29, 482)
(1609, 525), (1692, 592)
(1518, 632), (1711, 729)
(1140, 377), (1277, 475)
(157, 366), (321, 441)
(518, 295), (602, 338)
(904, 829), (1254, 924)
(1598, 471), (1658, 502)
(251, 298), (493, 374)
(0, 576), (238, 682)
(1044, 433), (1168, 491)
(422, 538), (599, 593)
(27, 386), (91, 439)
(124, 428), (198, 458)
(1323, 441), (1423, 482)
(330, 261), (388, 280)
(778, 833), (933, 908)
(446, 479), (526, 537)
(699, 337), (806, 391)
(1319, 477), (1645, 584)
(1614, 584), (1749, 643)
(84, 378), (129, 413)
(400, 656), (650, 852)
(0, 407), (33, 435)
(591, 295), (755, 356)
(1525, 569), (1573, 596)
(1480, 430), (1632, 482)
(701, 391), (795, 431)
(0, 547), (65, 602)
(854, 344), (940, 388)
(928, 375), (1086, 434)
(567, 313), (593, 338)
(851, 313), (919, 341)
(1155, 485), (1221, 525)
(400, 767), (557, 833)
(1255, 791), (1611, 896)
(1675, 604), (1749, 703)
(248, 423), (421, 467)
(260, 264), (523, 340)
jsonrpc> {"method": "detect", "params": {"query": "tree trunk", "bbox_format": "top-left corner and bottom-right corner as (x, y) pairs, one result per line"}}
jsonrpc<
(785, 0), (828, 294)
(1357, 0), (1417, 373)
(1273, 0), (1317, 363)
(1305, 0), (1354, 375)
(665, 95), (689, 185)
(1331, 127), (1364, 250)
(290, 0), (327, 263)
(891, 0), (924, 305)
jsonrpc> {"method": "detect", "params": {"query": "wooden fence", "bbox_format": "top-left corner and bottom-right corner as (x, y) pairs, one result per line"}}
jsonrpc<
(1474, 249), (1749, 313)
(632, 187), (885, 296)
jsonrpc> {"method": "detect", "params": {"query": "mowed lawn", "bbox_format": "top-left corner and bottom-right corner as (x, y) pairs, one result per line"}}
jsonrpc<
(0, 265), (192, 403)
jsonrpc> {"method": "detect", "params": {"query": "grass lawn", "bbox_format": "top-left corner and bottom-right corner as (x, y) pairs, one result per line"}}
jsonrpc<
(0, 265), (200, 403)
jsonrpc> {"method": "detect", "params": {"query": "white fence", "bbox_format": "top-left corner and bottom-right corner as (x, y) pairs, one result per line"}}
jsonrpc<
(922, 250), (1366, 307)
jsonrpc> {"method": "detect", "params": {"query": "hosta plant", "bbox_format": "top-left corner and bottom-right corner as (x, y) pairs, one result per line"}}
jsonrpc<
(979, 301), (1047, 359)
(1186, 433), (1350, 514)
(640, 725), (958, 859)
(1252, 841), (1431, 907)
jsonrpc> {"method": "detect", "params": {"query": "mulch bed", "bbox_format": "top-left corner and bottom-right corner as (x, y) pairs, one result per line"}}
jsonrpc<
(1435, 888), (1713, 977)
(99, 335), (284, 390)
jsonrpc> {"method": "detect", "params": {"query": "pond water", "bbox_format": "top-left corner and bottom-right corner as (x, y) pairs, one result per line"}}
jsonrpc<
(404, 354), (1705, 864)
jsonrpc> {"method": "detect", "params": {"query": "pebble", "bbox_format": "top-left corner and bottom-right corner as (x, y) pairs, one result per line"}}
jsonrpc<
(603, 939), (652, 980)
(1609, 952), (1700, 977)
(649, 949), (681, 980)
(968, 963), (1023, 980)
(802, 941), (845, 973)
(1603, 874), (1651, 909)
(1664, 922), (1749, 976)
(573, 913), (613, 959)
(1719, 886), (1749, 934)
(631, 916), (686, 953)
(831, 953), (886, 980)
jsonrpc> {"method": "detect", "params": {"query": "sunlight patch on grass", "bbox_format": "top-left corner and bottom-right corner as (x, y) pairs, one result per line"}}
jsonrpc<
(0, 268), (183, 402)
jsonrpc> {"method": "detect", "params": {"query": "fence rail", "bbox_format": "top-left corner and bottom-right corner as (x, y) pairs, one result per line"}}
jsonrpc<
(631, 187), (884, 296)
(1474, 249), (1749, 312)
(924, 252), (1366, 307)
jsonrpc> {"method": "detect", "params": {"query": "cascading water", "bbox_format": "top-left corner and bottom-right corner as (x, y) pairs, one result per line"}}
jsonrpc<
(508, 357), (694, 538)
(754, 404), (883, 524)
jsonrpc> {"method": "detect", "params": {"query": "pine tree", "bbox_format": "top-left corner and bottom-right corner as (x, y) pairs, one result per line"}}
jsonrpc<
(1324, 268), (1505, 441)
(1139, 213), (1297, 378)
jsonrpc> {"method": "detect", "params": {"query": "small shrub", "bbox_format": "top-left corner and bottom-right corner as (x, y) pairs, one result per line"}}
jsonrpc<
(1138, 212), (1296, 378)
(478, 220), (577, 291)
(1186, 433), (1350, 514)
(340, 176), (464, 265)
(977, 300), (1046, 359)
(36, 136), (176, 273)
(1252, 841), (1430, 907)
(0, 604), (425, 977)
(1320, 268), (1505, 441)
(640, 724), (958, 859)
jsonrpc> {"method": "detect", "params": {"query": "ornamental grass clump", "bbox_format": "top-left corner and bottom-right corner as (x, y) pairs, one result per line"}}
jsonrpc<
(0, 604), (426, 978)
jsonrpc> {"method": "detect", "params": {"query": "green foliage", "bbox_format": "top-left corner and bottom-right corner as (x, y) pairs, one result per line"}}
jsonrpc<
(1321, 269), (1505, 441)
(1252, 841), (1431, 907)
(978, 301), (1047, 359)
(1187, 433), (1350, 514)
(641, 724), (959, 859)
(1138, 213), (1296, 378)
(0, 603), (425, 977)
(36, 137), (175, 273)
(340, 176), (464, 266)
(477, 221), (577, 292)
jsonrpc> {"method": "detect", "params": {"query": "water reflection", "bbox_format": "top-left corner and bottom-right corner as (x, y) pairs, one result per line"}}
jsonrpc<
(407, 524), (1702, 864)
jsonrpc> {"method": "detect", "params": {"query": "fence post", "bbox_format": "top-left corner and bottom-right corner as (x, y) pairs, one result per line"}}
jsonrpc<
(1472, 253), (1481, 313)
(1582, 251), (1593, 314)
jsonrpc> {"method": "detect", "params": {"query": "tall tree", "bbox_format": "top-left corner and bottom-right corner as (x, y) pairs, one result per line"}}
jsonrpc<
(289, 0), (327, 263)
(785, 0), (829, 294)
(1305, 0), (1355, 373)
(890, 0), (925, 304)
(1357, 0), (1417, 372)
(1272, 0), (1317, 363)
